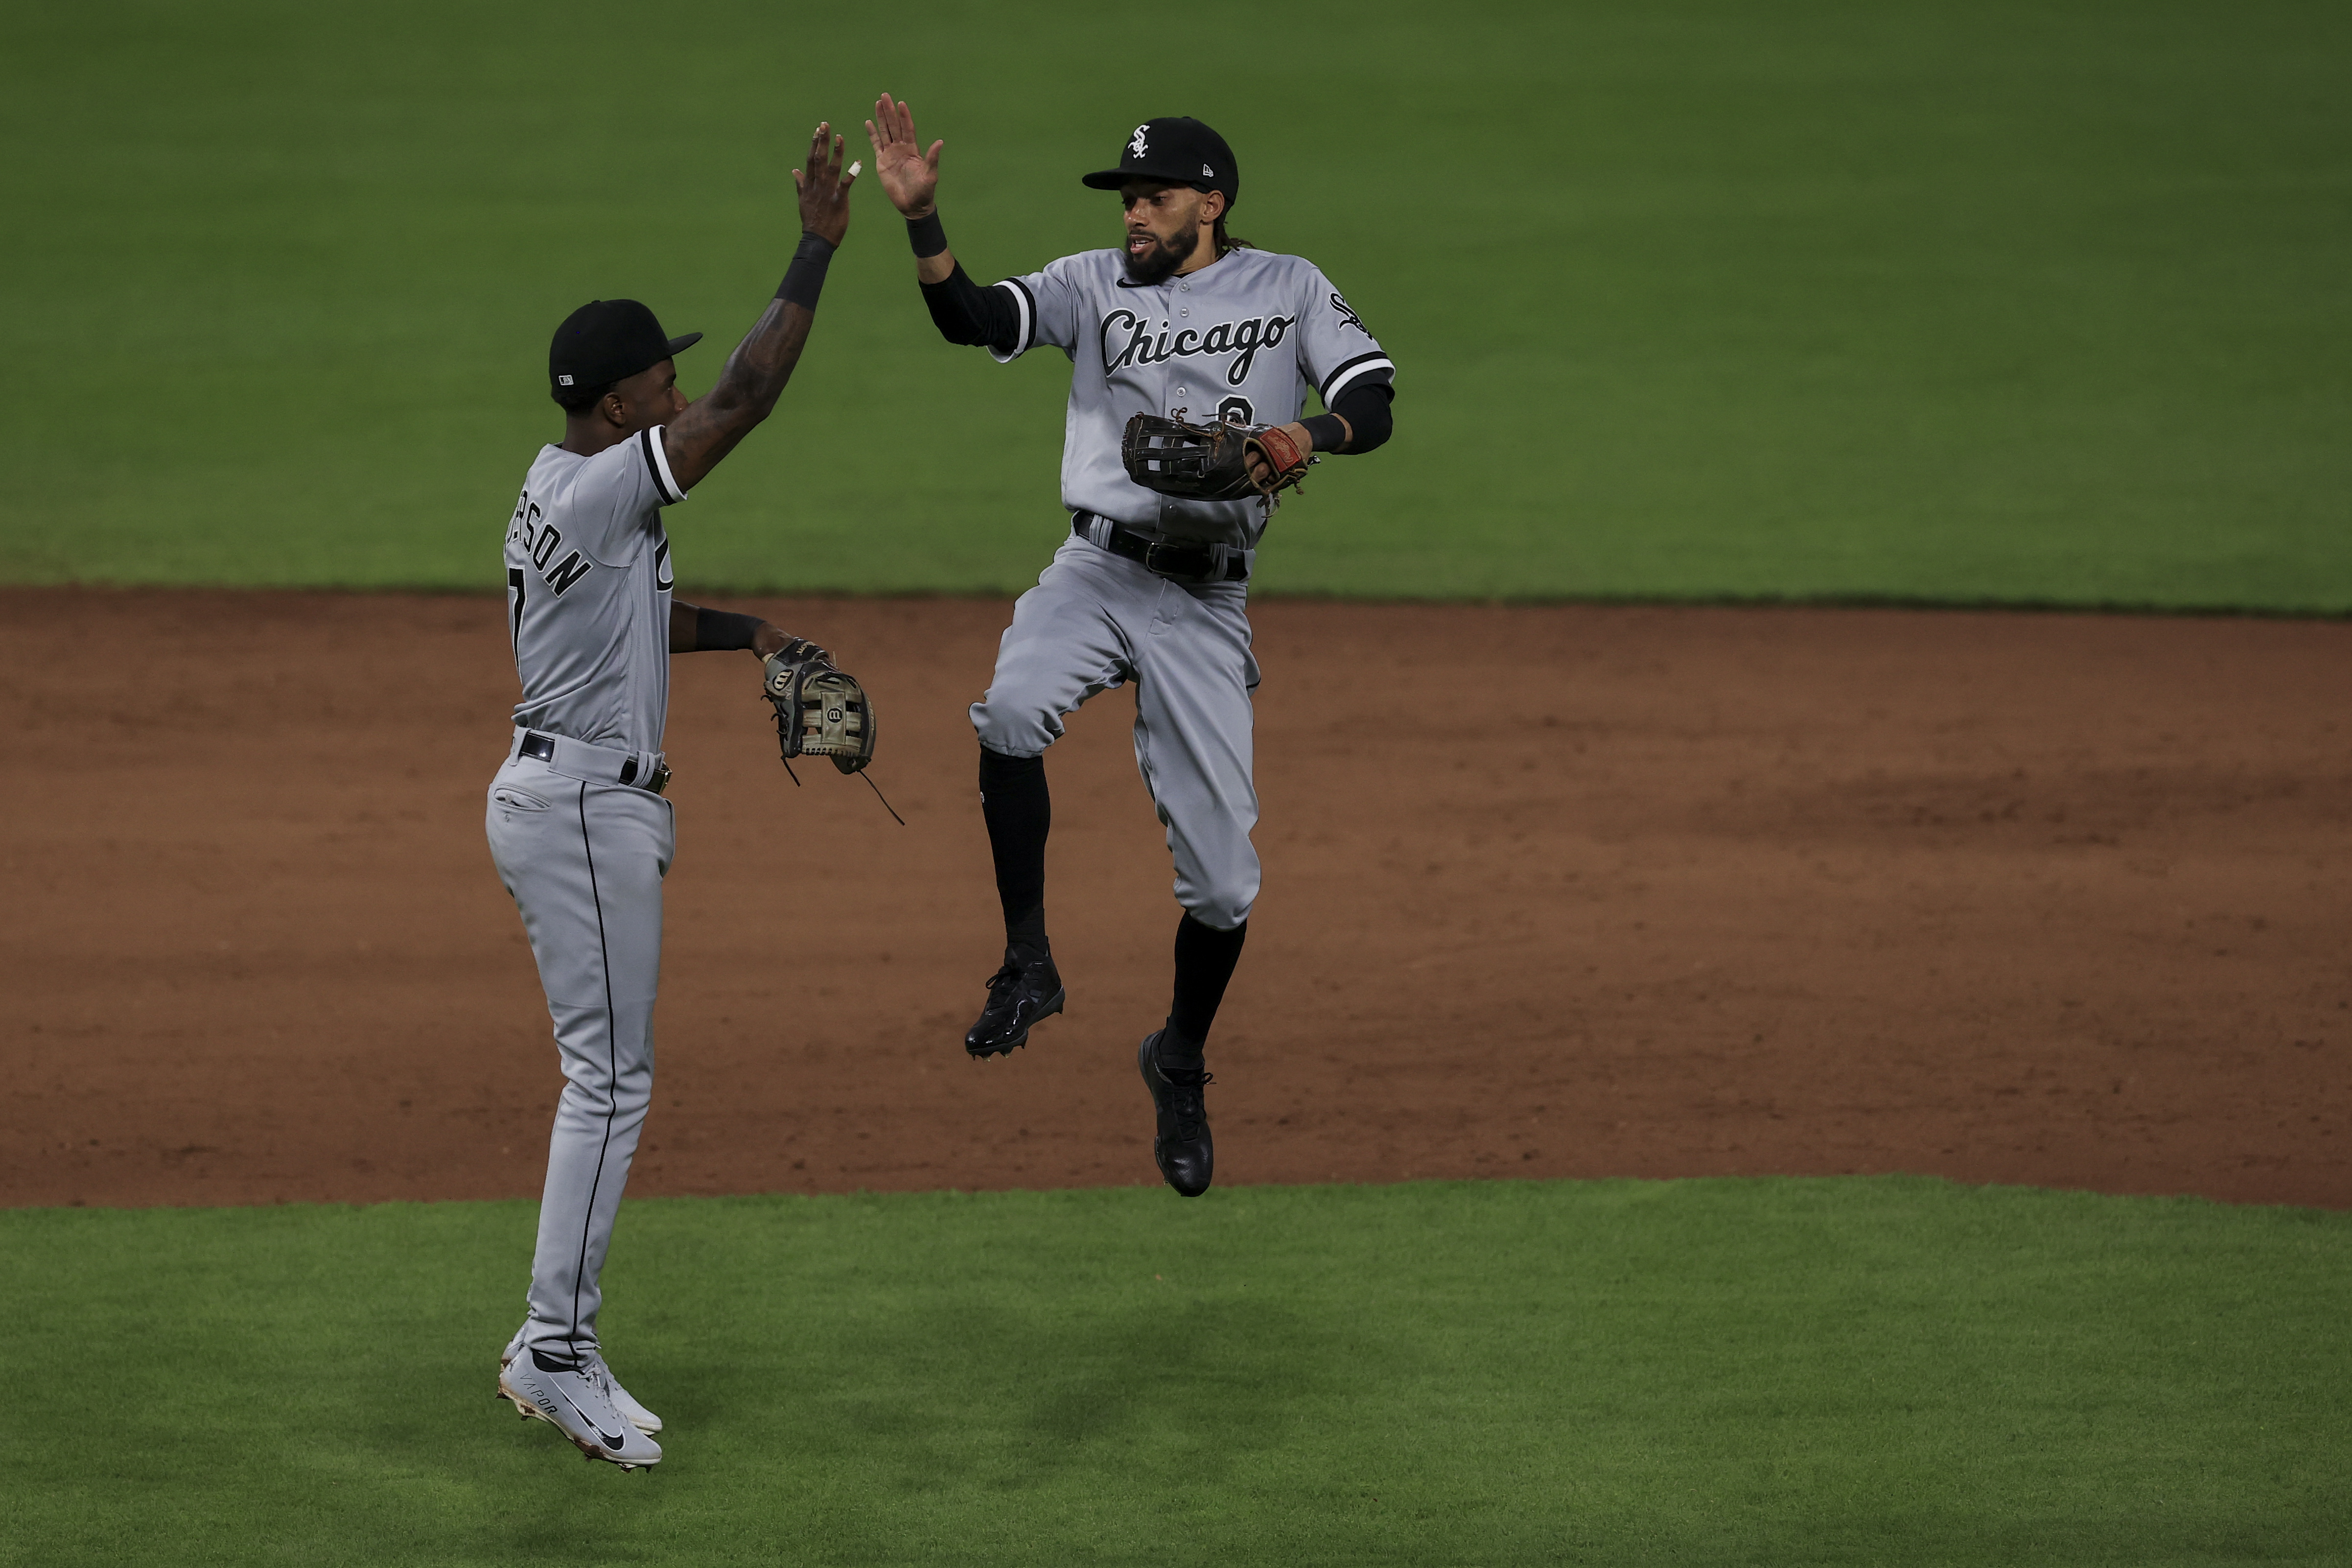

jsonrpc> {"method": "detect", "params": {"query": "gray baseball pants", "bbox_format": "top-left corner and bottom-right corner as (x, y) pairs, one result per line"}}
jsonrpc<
(485, 748), (674, 1360)
(972, 534), (1261, 929)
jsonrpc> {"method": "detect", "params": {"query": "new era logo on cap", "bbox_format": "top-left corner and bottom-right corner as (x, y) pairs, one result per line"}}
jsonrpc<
(557, 374), (575, 386)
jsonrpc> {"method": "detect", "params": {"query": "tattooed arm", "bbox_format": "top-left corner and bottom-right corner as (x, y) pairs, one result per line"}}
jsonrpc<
(662, 123), (858, 493)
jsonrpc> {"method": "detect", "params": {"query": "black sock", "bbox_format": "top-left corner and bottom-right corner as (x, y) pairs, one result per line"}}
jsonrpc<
(978, 746), (1051, 967)
(1163, 913), (1247, 1063)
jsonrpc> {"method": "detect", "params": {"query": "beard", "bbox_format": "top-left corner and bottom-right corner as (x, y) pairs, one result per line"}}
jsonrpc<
(1121, 223), (1199, 285)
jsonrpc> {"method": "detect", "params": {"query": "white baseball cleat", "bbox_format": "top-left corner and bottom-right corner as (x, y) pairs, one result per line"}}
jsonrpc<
(503, 1328), (663, 1434)
(498, 1348), (664, 1471)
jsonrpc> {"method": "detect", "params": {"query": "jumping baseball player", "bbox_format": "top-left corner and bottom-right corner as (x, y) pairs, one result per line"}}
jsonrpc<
(486, 124), (858, 1471)
(864, 98), (1396, 1197)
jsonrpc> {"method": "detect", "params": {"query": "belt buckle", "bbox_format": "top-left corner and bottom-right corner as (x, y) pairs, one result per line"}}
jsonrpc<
(647, 762), (671, 796)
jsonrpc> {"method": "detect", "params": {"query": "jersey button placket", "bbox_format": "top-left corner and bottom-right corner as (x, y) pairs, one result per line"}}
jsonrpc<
(1175, 279), (1196, 418)
(1166, 286), (1189, 416)
(1160, 281), (1183, 526)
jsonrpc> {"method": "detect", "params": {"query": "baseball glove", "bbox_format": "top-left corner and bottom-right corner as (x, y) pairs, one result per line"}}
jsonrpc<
(763, 642), (875, 775)
(1121, 413), (1312, 502)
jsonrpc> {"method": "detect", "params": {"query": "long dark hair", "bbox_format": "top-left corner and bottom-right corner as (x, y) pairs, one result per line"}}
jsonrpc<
(1213, 213), (1252, 255)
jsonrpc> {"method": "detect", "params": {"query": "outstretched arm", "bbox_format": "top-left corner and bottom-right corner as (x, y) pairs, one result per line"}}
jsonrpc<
(866, 94), (949, 282)
(865, 93), (1023, 353)
(661, 123), (858, 494)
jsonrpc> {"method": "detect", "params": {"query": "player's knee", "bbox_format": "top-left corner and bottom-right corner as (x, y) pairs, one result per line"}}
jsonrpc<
(968, 694), (1061, 757)
(1190, 896), (1252, 930)
(1188, 900), (1250, 930)
(1181, 871), (1257, 931)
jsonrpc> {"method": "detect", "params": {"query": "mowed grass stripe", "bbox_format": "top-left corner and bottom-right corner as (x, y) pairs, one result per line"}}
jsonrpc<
(3, 1178), (2346, 1566)
(2, 0), (2347, 608)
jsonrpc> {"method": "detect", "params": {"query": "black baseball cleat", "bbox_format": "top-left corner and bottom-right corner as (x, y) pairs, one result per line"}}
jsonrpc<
(1137, 1031), (1214, 1197)
(965, 956), (1065, 1058)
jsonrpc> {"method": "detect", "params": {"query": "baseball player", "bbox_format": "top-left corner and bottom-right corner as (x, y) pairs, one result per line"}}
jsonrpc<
(486, 125), (857, 1470)
(863, 98), (1396, 1197)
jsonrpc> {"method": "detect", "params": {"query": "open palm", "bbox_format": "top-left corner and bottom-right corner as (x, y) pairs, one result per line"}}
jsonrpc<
(864, 93), (942, 217)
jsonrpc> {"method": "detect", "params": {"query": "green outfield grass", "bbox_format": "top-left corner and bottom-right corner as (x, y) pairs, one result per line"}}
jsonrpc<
(3, 1178), (2347, 1566)
(2, 0), (2346, 608)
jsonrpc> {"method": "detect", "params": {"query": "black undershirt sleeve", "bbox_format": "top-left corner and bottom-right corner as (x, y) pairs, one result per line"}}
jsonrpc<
(1303, 380), (1396, 455)
(920, 263), (1021, 355)
(693, 606), (765, 652)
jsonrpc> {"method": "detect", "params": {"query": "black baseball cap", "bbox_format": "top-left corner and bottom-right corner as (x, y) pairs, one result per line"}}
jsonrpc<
(1081, 117), (1240, 210)
(549, 299), (701, 398)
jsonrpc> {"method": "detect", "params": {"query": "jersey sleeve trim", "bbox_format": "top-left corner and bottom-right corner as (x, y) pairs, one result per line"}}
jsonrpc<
(1319, 351), (1396, 407)
(987, 278), (1037, 364)
(640, 426), (690, 506)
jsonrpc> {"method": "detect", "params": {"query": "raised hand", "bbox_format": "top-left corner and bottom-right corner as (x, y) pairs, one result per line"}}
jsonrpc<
(793, 121), (856, 246)
(864, 93), (942, 218)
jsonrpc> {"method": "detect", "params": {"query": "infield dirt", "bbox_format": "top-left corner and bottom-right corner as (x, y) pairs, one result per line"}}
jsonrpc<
(3, 589), (2346, 1210)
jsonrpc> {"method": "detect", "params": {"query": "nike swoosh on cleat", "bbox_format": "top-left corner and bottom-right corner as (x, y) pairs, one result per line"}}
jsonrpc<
(547, 1381), (632, 1453)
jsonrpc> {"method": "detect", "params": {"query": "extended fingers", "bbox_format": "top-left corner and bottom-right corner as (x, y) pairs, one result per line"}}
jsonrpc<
(813, 124), (850, 190)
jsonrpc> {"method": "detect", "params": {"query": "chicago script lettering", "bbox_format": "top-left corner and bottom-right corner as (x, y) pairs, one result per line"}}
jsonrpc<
(1099, 308), (1294, 387)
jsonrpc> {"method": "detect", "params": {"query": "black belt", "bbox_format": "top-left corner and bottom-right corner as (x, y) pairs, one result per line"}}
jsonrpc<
(1073, 513), (1248, 584)
(518, 731), (671, 795)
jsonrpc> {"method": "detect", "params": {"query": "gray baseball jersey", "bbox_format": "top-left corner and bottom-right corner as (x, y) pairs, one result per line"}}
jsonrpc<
(489, 420), (687, 1374)
(991, 247), (1394, 546)
(503, 425), (689, 754)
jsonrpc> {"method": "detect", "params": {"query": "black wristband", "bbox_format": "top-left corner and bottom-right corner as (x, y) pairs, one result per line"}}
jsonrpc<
(1300, 412), (1349, 454)
(694, 607), (766, 652)
(907, 209), (947, 259)
(776, 231), (837, 310)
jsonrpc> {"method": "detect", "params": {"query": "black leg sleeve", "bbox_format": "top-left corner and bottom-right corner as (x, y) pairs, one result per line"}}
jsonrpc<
(1163, 913), (1248, 1062)
(978, 745), (1051, 965)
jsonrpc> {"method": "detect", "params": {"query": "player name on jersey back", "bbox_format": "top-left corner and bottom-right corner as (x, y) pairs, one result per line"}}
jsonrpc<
(502, 426), (687, 756)
(992, 247), (1394, 547)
